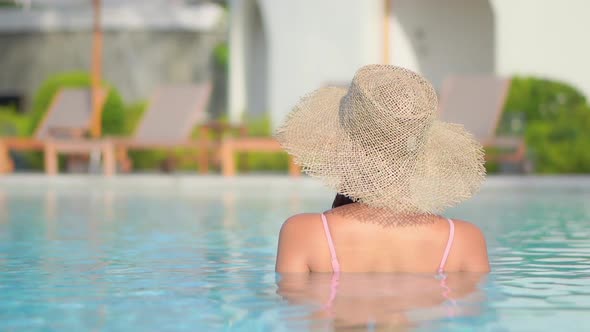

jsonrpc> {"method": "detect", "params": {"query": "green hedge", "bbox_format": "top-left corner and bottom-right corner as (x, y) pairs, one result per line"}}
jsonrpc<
(0, 106), (30, 137)
(502, 77), (587, 124)
(0, 106), (33, 169)
(499, 77), (590, 173)
(30, 71), (126, 136)
(213, 42), (229, 69)
(235, 117), (290, 172)
(525, 104), (590, 173)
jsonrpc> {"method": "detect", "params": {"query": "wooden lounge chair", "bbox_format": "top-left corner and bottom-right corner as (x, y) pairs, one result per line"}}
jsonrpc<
(0, 88), (106, 173)
(438, 76), (526, 164)
(44, 83), (213, 175)
(220, 136), (300, 177)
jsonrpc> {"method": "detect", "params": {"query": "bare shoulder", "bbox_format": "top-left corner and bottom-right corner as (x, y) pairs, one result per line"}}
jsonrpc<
(449, 219), (490, 272)
(452, 219), (486, 239)
(280, 213), (323, 234)
(276, 213), (323, 273)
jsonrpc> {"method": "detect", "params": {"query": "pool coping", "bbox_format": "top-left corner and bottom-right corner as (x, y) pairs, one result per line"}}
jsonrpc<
(1, 174), (590, 189)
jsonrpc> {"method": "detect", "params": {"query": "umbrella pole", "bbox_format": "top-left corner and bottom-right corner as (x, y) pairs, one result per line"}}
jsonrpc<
(383, 0), (391, 64)
(91, 0), (103, 138)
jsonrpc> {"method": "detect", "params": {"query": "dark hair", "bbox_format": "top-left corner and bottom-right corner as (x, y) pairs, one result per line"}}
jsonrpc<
(332, 193), (356, 208)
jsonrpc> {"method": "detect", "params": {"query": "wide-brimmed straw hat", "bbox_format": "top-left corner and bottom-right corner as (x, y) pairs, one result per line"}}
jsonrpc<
(275, 65), (485, 214)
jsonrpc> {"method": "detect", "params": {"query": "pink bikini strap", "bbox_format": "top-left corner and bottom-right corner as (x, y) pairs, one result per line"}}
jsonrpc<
(321, 214), (341, 273)
(438, 218), (455, 274)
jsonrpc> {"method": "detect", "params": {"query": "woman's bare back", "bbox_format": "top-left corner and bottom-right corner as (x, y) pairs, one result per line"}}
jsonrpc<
(276, 205), (489, 273)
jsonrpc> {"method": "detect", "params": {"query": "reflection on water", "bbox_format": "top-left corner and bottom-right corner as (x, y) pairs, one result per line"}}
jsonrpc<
(0, 178), (589, 331)
(0, 190), (7, 224)
(277, 273), (488, 330)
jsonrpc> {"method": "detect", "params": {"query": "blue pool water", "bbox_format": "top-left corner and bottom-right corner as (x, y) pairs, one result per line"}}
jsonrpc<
(1, 176), (589, 331)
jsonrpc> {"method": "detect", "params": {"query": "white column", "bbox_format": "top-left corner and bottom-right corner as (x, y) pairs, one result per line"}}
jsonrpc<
(228, 0), (247, 124)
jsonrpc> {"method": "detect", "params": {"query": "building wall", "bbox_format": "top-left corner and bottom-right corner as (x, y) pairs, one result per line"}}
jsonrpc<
(231, 0), (590, 128)
(0, 4), (224, 110)
(390, 0), (590, 98)
(229, 0), (383, 126)
(491, 0), (590, 98)
(244, 0), (268, 117)
(390, 0), (495, 91)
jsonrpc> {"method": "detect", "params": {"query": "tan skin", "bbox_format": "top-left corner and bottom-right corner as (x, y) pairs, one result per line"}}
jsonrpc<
(275, 202), (490, 329)
(275, 203), (490, 273)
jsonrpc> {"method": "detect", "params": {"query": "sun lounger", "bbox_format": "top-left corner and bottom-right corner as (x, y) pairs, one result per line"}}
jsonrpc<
(0, 88), (106, 173)
(43, 83), (213, 175)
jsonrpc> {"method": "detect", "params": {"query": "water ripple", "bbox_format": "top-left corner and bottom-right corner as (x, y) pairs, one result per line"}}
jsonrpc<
(1, 179), (590, 331)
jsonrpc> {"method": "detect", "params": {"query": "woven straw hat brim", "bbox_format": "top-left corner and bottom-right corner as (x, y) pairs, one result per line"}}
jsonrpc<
(275, 87), (485, 214)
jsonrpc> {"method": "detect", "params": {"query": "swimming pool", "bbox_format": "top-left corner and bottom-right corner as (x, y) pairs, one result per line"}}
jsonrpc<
(1, 175), (589, 331)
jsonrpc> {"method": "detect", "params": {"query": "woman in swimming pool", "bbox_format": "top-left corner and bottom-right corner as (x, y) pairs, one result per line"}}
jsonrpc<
(274, 65), (489, 274)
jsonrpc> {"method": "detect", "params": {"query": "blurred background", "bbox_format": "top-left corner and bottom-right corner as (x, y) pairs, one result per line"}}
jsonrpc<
(1, 3), (590, 330)
(0, 0), (589, 175)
